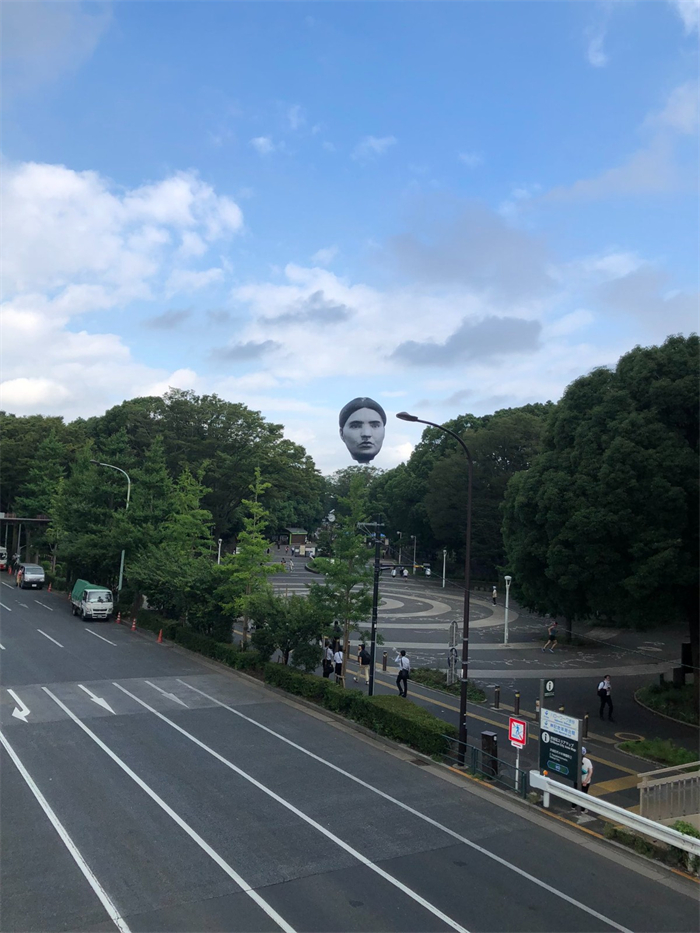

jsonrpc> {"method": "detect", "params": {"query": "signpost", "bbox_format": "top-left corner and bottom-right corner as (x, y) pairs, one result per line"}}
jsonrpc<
(538, 677), (556, 723)
(539, 709), (582, 786)
(508, 716), (528, 790)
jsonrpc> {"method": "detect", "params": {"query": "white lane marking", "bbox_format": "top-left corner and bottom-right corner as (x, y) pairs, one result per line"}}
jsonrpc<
(78, 685), (115, 715)
(0, 728), (131, 932)
(2, 581), (13, 588)
(38, 629), (64, 648)
(34, 600), (54, 611)
(145, 681), (188, 708)
(42, 688), (296, 933)
(7, 689), (31, 722)
(115, 683), (469, 933)
(178, 680), (632, 933)
(1, 602), (12, 611)
(0, 643), (5, 649)
(18, 603), (28, 608)
(84, 629), (117, 646)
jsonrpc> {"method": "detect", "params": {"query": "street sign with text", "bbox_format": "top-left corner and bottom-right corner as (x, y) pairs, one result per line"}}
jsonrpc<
(539, 709), (582, 784)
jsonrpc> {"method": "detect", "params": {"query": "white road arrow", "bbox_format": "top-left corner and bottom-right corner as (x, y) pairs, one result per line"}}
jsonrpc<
(145, 680), (188, 708)
(7, 689), (30, 722)
(78, 684), (115, 714)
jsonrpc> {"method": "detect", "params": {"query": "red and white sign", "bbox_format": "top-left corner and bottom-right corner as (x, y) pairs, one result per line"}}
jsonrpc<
(509, 717), (528, 749)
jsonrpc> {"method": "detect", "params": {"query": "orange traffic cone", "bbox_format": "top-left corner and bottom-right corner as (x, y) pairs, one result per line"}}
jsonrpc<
(8, 567), (13, 576)
(157, 629), (163, 644)
(130, 618), (136, 632)
(116, 612), (121, 624)
(48, 583), (52, 593)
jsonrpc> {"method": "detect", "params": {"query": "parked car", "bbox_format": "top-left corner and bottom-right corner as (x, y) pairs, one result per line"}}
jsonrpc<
(19, 564), (46, 589)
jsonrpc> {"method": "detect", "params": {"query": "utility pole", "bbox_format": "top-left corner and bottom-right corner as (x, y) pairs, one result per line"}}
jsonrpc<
(442, 548), (447, 589)
(358, 516), (384, 697)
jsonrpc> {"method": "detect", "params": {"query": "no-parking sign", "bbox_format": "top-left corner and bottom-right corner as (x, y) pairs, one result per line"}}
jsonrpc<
(508, 717), (528, 748)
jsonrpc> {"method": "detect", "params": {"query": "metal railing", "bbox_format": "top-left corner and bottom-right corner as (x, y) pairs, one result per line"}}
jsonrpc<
(638, 762), (700, 823)
(529, 771), (700, 858)
(441, 737), (528, 798)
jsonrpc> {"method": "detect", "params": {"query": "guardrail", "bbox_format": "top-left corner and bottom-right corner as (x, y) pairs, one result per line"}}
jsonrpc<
(529, 770), (700, 857)
(638, 762), (700, 823)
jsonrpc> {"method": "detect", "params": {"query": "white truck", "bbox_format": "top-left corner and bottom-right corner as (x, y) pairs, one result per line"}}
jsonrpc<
(71, 579), (114, 621)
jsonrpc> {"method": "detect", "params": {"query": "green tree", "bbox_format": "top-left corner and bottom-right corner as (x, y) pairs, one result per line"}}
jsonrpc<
(249, 592), (325, 669)
(503, 336), (699, 706)
(308, 474), (373, 680)
(216, 467), (277, 644)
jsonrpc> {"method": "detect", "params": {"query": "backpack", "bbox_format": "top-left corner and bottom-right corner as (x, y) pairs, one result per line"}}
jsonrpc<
(597, 682), (607, 698)
(360, 648), (371, 664)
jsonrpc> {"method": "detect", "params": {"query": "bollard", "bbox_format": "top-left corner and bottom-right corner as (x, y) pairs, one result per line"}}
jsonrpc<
(494, 685), (500, 709)
(583, 713), (589, 738)
(382, 651), (387, 671)
(116, 612), (121, 625)
(558, 704), (565, 714)
(157, 629), (163, 644)
(535, 698), (541, 723)
(514, 691), (520, 715)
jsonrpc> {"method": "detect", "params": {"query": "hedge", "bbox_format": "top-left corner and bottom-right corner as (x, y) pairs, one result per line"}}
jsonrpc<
(136, 613), (456, 758)
(618, 738), (697, 767)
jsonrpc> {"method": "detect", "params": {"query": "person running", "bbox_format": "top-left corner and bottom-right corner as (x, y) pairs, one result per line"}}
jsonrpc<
(354, 643), (371, 686)
(597, 675), (614, 721)
(395, 649), (410, 697)
(333, 647), (344, 685)
(542, 620), (558, 652)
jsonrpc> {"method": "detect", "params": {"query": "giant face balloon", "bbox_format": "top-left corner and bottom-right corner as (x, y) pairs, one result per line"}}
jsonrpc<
(339, 397), (387, 463)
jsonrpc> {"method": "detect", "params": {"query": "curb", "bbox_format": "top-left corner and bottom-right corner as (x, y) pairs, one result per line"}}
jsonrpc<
(633, 688), (699, 730)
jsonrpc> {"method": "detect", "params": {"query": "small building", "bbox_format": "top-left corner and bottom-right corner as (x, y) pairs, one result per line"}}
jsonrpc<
(282, 527), (308, 546)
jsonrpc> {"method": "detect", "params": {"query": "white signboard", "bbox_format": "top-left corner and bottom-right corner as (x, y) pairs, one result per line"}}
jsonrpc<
(540, 708), (581, 741)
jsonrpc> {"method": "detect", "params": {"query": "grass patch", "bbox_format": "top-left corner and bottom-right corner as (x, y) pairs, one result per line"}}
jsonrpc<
(636, 682), (698, 726)
(603, 824), (699, 875)
(410, 667), (486, 702)
(618, 737), (697, 767)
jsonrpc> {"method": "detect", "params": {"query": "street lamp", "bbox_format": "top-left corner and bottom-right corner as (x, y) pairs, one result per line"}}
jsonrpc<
(397, 411), (473, 765)
(410, 534), (417, 574)
(217, 538), (223, 565)
(504, 575), (512, 644)
(90, 460), (131, 594)
(442, 548), (447, 589)
(397, 531), (402, 567)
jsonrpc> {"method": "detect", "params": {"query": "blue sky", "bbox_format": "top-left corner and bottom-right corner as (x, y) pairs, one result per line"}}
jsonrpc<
(2, 1), (698, 472)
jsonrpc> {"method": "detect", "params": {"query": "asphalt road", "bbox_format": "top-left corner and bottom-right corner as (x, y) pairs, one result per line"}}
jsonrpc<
(1, 582), (697, 933)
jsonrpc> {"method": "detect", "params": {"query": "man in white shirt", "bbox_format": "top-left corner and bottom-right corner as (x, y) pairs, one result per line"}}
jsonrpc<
(597, 675), (614, 721)
(322, 641), (334, 678)
(395, 649), (410, 697)
(334, 647), (344, 685)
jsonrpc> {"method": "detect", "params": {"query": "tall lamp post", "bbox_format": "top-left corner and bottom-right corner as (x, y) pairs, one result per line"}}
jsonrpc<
(397, 531), (402, 567)
(442, 548), (447, 589)
(504, 575), (512, 644)
(410, 534), (417, 574)
(397, 412), (473, 765)
(90, 460), (131, 594)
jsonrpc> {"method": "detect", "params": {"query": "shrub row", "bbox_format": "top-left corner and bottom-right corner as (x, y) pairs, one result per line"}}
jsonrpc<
(636, 683), (699, 726)
(410, 667), (486, 702)
(136, 612), (456, 758)
(264, 664), (457, 757)
(603, 823), (699, 876)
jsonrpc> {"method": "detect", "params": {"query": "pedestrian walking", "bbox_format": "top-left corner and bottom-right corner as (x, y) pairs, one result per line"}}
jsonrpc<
(289, 560), (294, 571)
(395, 649), (410, 697)
(15, 567), (23, 588)
(597, 675), (614, 721)
(285, 545), (289, 554)
(571, 748), (594, 811)
(391, 567), (397, 578)
(322, 641), (334, 678)
(354, 643), (371, 686)
(492, 585), (497, 605)
(542, 620), (558, 652)
(402, 568), (409, 578)
(333, 647), (344, 685)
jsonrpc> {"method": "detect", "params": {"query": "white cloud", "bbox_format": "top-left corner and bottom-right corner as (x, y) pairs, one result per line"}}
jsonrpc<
(250, 136), (276, 156)
(587, 31), (608, 68)
(287, 104), (305, 130)
(165, 267), (224, 297)
(458, 151), (483, 168)
(351, 135), (397, 161)
(668, 0), (700, 33)
(311, 246), (339, 266)
(2, 1), (112, 98)
(322, 141), (337, 153)
(645, 81), (699, 135)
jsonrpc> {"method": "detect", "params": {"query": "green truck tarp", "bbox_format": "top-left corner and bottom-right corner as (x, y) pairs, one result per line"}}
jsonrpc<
(71, 579), (111, 601)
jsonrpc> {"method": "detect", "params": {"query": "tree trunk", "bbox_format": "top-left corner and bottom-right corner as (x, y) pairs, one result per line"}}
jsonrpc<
(687, 592), (699, 715)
